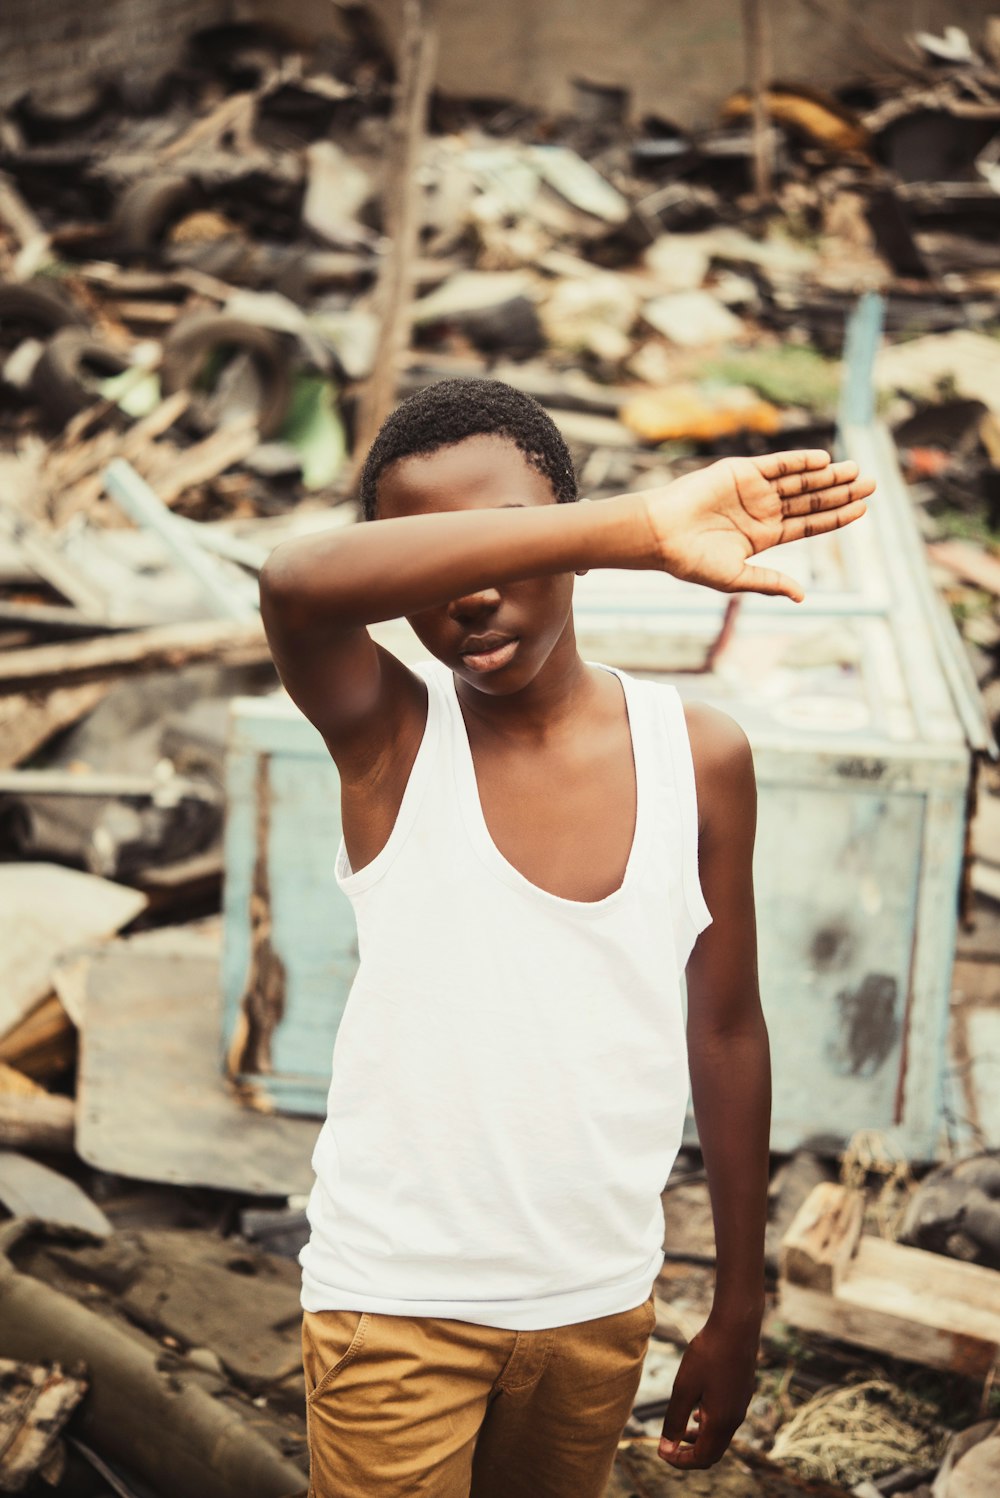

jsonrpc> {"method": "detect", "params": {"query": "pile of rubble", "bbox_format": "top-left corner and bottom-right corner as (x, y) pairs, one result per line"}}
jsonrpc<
(2, 13), (1000, 1498)
(0, 17), (999, 688)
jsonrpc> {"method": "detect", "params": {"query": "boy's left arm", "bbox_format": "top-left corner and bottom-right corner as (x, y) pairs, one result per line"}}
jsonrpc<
(659, 702), (771, 1470)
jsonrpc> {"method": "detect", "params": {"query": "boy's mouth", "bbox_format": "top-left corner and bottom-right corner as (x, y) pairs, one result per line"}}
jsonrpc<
(459, 635), (519, 673)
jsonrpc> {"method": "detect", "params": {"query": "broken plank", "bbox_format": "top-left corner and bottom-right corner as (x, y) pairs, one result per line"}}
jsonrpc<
(0, 682), (109, 771)
(0, 507), (110, 617)
(779, 1179), (865, 1292)
(777, 1182), (1000, 1376)
(0, 864), (145, 1040)
(0, 618), (270, 696)
(0, 768), (216, 799)
(77, 935), (317, 1196)
(0, 996), (76, 1083)
(0, 1064), (46, 1100)
(0, 1094), (75, 1154)
(138, 417), (259, 506)
(0, 601), (129, 639)
(352, 0), (437, 467)
(35, 1229), (304, 1385)
(0, 1152), (110, 1236)
(0, 1360), (87, 1492)
(776, 1274), (1000, 1378)
(45, 389), (189, 495)
(103, 459), (257, 620)
(927, 540), (1000, 597)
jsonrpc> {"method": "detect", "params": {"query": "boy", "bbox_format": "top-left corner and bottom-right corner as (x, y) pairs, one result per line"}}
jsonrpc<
(259, 379), (873, 1498)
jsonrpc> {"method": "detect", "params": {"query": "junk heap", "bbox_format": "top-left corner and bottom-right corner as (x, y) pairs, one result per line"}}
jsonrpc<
(1, 13), (1000, 1498)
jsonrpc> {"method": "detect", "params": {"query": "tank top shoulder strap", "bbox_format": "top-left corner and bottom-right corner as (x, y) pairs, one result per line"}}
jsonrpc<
(651, 680), (712, 939)
(335, 657), (447, 894)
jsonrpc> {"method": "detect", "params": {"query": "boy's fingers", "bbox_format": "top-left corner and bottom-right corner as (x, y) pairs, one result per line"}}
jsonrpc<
(780, 478), (873, 516)
(661, 1409), (728, 1469)
(774, 459), (859, 498)
(660, 1380), (699, 1456)
(756, 449), (831, 480)
(731, 564), (805, 602)
(779, 497), (868, 542)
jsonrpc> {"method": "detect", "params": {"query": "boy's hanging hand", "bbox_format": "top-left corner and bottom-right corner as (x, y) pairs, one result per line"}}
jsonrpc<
(657, 1313), (760, 1469)
(640, 449), (875, 603)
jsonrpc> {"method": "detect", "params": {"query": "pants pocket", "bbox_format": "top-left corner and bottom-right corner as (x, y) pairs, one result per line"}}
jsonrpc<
(302, 1309), (371, 1405)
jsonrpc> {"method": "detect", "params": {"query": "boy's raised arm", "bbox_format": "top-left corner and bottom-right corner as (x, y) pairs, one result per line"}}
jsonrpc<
(258, 494), (648, 762)
(258, 449), (872, 762)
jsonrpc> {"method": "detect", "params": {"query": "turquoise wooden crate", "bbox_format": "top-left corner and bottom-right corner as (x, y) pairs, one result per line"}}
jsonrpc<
(221, 302), (985, 1158)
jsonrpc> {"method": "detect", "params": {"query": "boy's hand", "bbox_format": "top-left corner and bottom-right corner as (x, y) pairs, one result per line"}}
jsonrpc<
(657, 1311), (761, 1469)
(640, 450), (875, 602)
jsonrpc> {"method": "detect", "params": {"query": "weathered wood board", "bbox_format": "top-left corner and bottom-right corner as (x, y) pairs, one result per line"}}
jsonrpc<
(77, 931), (319, 1196)
(777, 1183), (1000, 1376)
(0, 1152), (110, 1237)
(0, 864), (146, 1040)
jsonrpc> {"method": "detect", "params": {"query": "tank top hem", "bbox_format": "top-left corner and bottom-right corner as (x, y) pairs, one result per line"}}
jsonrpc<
(300, 1247), (665, 1331)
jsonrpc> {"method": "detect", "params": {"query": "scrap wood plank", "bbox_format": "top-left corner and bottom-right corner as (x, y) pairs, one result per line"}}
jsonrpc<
(0, 507), (110, 617)
(0, 865), (146, 1042)
(77, 932), (317, 1196)
(777, 1183), (1000, 1376)
(927, 539), (1000, 598)
(0, 1359), (87, 1492)
(0, 617), (269, 696)
(0, 682), (109, 771)
(31, 1228), (304, 1386)
(0, 1095), (75, 1155)
(0, 1153), (110, 1237)
(0, 997), (76, 1085)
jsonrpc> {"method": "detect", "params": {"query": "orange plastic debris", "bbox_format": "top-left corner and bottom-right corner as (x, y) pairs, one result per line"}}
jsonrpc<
(621, 385), (783, 444)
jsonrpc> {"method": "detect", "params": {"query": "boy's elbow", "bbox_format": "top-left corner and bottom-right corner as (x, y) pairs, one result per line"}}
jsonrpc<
(259, 543), (296, 606)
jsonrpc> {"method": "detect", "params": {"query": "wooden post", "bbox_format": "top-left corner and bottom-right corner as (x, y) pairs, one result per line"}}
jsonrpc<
(352, 0), (437, 484)
(742, 0), (772, 202)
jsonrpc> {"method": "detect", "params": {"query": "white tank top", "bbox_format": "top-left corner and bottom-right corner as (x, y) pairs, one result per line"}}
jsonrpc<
(299, 658), (712, 1330)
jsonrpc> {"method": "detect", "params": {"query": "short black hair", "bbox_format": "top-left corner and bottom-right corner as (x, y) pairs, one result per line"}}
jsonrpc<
(359, 377), (578, 521)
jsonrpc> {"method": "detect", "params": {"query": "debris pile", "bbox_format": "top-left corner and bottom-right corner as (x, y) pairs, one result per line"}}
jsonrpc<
(2, 13), (1000, 1498)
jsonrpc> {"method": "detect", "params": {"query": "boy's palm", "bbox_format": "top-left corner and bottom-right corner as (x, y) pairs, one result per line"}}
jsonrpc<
(644, 450), (874, 603)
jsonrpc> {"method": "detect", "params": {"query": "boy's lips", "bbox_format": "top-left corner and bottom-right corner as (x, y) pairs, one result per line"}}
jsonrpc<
(459, 635), (519, 673)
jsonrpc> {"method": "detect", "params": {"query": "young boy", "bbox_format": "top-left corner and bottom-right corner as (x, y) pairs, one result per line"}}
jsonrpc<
(259, 379), (873, 1498)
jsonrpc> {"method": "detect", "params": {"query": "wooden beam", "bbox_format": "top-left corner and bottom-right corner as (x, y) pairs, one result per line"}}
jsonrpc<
(742, 0), (773, 201)
(352, 0), (437, 475)
(778, 1183), (1000, 1376)
(0, 1093), (75, 1154)
(779, 1180), (864, 1292)
(0, 618), (270, 697)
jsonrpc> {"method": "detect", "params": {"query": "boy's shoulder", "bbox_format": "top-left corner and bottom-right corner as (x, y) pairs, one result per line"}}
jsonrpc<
(682, 699), (755, 819)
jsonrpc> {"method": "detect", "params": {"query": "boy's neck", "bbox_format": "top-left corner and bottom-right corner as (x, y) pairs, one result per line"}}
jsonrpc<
(453, 627), (599, 742)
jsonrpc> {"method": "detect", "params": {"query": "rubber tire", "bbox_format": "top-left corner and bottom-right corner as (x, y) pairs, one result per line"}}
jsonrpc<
(113, 175), (199, 258)
(0, 283), (88, 342)
(160, 313), (293, 439)
(31, 328), (131, 426)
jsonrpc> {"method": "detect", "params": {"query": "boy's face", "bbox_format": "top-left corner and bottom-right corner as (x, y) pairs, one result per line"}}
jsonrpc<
(376, 434), (577, 696)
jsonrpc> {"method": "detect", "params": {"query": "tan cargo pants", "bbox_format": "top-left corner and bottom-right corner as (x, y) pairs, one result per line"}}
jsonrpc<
(302, 1293), (655, 1498)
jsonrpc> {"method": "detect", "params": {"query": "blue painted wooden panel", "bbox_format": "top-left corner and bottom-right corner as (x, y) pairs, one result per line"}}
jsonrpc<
(221, 703), (356, 1116)
(754, 784), (925, 1139)
(221, 693), (964, 1156)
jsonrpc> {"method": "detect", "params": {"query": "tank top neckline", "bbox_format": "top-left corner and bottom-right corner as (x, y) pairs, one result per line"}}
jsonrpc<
(443, 661), (654, 915)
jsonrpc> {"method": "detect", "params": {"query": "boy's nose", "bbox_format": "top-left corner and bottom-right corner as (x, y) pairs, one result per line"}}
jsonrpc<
(447, 587), (501, 620)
